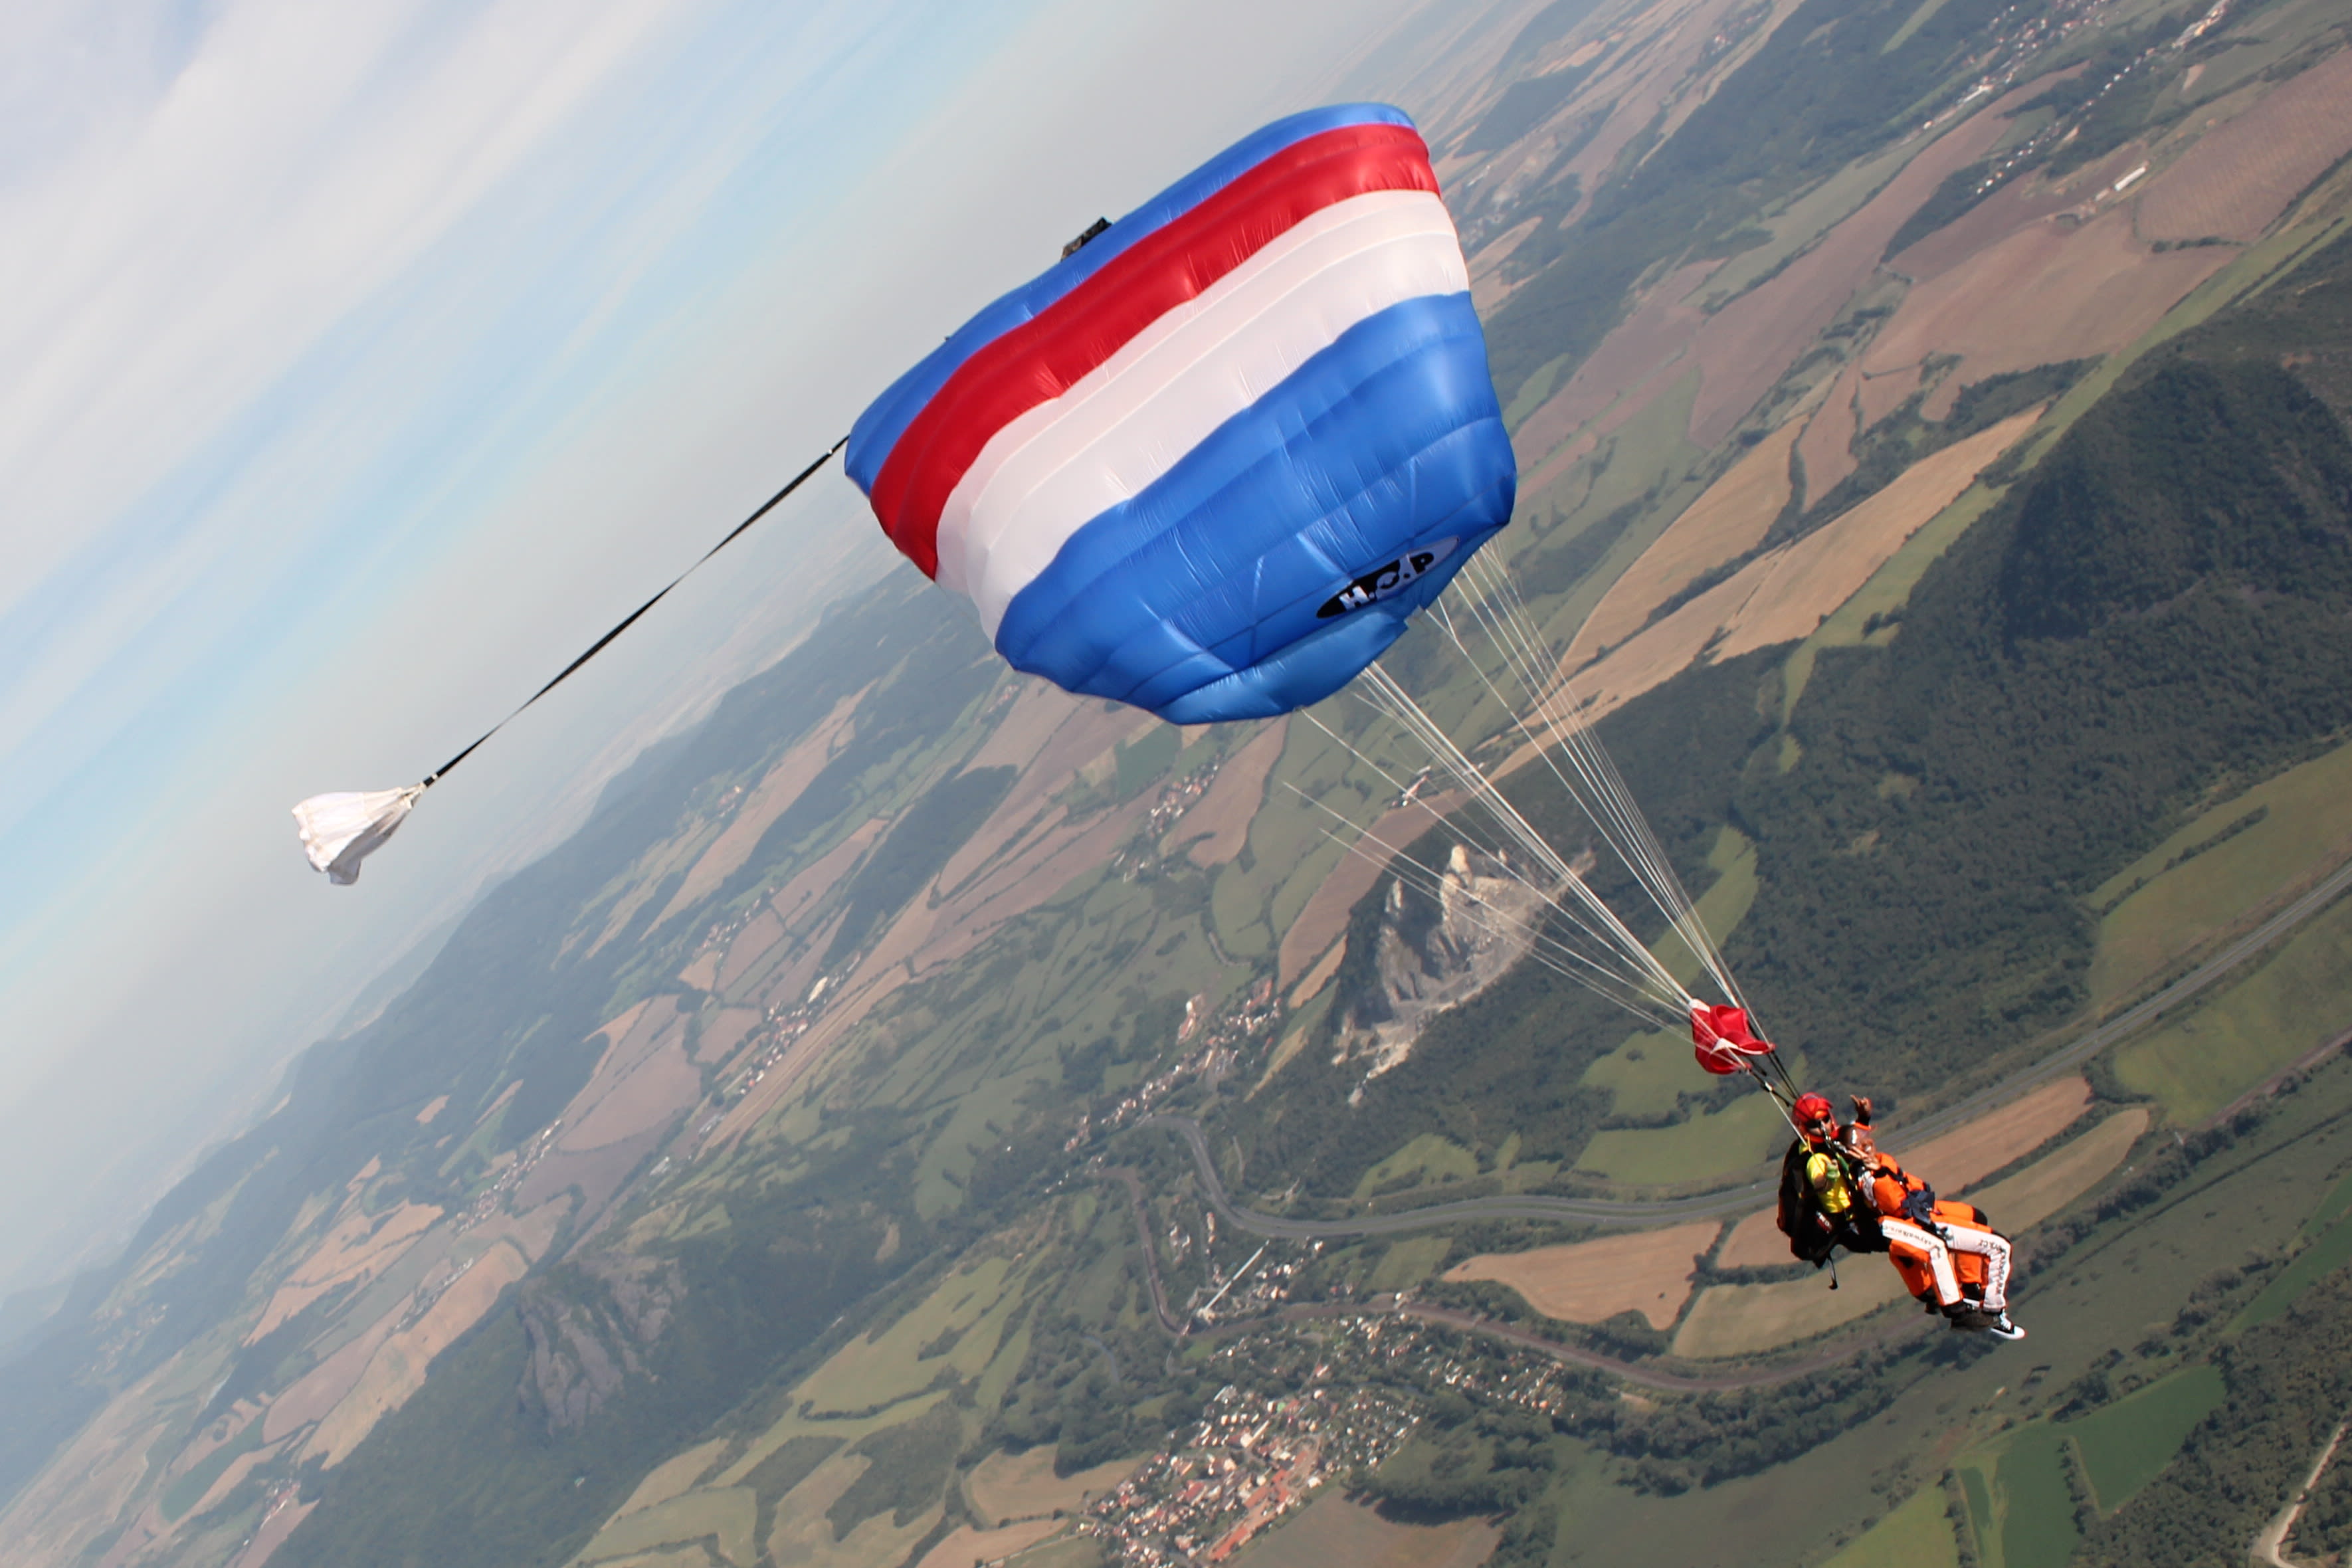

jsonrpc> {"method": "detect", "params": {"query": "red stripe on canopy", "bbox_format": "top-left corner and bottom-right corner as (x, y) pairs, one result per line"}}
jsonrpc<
(867, 120), (1438, 576)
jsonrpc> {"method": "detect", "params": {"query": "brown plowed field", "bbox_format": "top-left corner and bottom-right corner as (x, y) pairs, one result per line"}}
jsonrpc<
(265, 1307), (398, 1441)
(561, 1021), (700, 1153)
(247, 1200), (442, 1341)
(1287, 937), (1348, 1009)
(515, 1126), (664, 1216)
(2138, 51), (2352, 243)
(769, 819), (884, 937)
(1967, 1108), (2149, 1232)
(939, 702), (1153, 899)
(916, 1519), (1066, 1568)
(1865, 205), (2231, 417)
(963, 680), (1078, 773)
(568, 998), (680, 1118)
(1888, 142), (2129, 283)
(1533, 409), (2040, 747)
(1179, 720), (1288, 867)
(1537, 571), (1754, 734)
(749, 911), (842, 1015)
(716, 909), (785, 993)
(1512, 259), (1717, 468)
(1885, 1074), (2093, 1192)
(1715, 1207), (1791, 1270)
(305, 1239), (530, 1464)
(694, 1007), (760, 1065)
(1684, 86), (2027, 446)
(228, 1498), (314, 1568)
(1797, 363), (1862, 498)
(1565, 418), (1801, 666)
(1713, 407), (2043, 658)
(654, 688), (864, 924)
(1855, 357), (1922, 431)
(1444, 1219), (1721, 1329)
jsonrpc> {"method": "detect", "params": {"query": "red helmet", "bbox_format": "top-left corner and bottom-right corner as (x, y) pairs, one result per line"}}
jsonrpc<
(1793, 1092), (1836, 1141)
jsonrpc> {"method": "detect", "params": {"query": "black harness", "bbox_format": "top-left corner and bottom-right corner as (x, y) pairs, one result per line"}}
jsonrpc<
(1775, 1137), (1888, 1265)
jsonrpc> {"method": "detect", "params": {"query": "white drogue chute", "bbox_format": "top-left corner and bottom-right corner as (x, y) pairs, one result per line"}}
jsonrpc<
(291, 786), (425, 885)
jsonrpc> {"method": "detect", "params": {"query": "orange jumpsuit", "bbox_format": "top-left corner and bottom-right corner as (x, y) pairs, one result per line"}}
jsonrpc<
(1865, 1151), (2011, 1313)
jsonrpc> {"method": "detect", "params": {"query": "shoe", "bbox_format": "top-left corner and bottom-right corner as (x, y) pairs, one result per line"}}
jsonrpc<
(1985, 1313), (2026, 1341)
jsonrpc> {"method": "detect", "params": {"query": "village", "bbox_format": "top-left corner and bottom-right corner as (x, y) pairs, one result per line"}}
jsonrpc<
(1064, 977), (1281, 1154)
(1080, 1311), (1575, 1566)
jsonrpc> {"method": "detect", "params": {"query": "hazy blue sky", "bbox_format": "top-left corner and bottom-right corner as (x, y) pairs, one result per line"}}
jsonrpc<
(0, 0), (1443, 1294)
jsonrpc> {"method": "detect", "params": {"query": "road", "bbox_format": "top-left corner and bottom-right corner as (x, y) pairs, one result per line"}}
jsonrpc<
(2254, 1419), (2345, 1567)
(1151, 852), (2352, 1240)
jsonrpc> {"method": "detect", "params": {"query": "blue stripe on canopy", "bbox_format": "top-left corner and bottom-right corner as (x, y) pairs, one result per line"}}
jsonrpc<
(990, 292), (1514, 723)
(845, 103), (1416, 492)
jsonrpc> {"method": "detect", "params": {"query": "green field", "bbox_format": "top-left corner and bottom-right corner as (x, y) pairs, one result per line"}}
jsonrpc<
(2114, 890), (2352, 1123)
(1652, 827), (1758, 989)
(576, 1486), (755, 1567)
(2309, 1166), (2352, 1234)
(1353, 1134), (1481, 1199)
(791, 1256), (1021, 1416)
(1580, 1027), (1688, 1119)
(1367, 1235), (1454, 1293)
(159, 1415), (266, 1523)
(1572, 1087), (1786, 1184)
(1993, 1424), (2081, 1568)
(2234, 1211), (2352, 1331)
(1958, 1466), (1999, 1568)
(1821, 1485), (1961, 1568)
(2064, 1364), (2224, 1510)
(2092, 737), (2352, 1006)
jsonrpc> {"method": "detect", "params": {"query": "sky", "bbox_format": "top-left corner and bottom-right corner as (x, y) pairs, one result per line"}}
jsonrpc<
(0, 0), (1454, 1296)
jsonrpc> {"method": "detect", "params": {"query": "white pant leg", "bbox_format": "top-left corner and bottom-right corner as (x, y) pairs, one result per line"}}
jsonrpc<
(1939, 1224), (2012, 1311)
(1878, 1218), (1961, 1306)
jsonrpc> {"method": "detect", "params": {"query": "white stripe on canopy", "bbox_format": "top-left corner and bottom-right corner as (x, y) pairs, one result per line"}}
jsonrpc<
(935, 188), (1468, 632)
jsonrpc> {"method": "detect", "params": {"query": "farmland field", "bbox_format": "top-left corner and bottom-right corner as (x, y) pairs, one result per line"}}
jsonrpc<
(2115, 894), (2352, 1123)
(2064, 1363), (2224, 1511)
(1991, 1423), (2080, 1568)
(1368, 1235), (1454, 1293)
(792, 1256), (1021, 1416)
(1444, 1219), (1719, 1327)
(1229, 1492), (1496, 1568)
(1353, 1135), (1480, 1199)
(2234, 1211), (2352, 1331)
(965, 1450), (1138, 1528)
(2090, 736), (2352, 1007)
(1671, 1259), (1907, 1359)
(1820, 1485), (1961, 1568)
(1573, 1088), (1785, 1185)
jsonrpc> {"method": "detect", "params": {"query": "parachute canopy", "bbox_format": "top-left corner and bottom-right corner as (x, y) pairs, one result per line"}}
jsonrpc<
(847, 104), (1516, 724)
